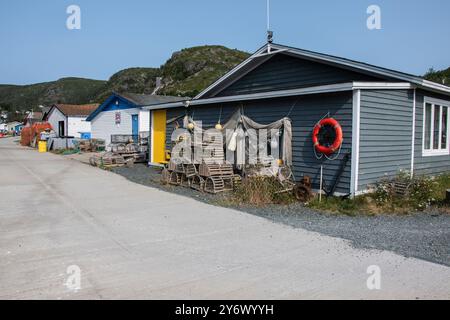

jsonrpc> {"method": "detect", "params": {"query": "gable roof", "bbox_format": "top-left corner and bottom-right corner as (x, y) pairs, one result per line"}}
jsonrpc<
(52, 104), (100, 117)
(195, 43), (450, 99)
(86, 92), (189, 121)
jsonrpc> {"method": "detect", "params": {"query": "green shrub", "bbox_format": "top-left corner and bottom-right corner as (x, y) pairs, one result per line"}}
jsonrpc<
(373, 172), (439, 210)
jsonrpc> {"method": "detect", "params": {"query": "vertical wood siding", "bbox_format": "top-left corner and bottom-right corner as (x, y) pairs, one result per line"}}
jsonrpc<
(358, 90), (414, 190)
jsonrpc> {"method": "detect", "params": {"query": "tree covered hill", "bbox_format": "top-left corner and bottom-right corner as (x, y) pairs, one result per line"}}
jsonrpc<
(424, 67), (450, 85)
(0, 45), (250, 115)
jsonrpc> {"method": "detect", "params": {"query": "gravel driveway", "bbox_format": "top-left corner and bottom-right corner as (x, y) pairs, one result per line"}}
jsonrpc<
(113, 164), (450, 267)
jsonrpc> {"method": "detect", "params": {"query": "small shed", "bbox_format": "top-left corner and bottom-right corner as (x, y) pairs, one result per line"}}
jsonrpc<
(44, 104), (99, 138)
(86, 93), (188, 150)
(144, 42), (450, 196)
(5, 121), (23, 133)
(24, 111), (43, 127)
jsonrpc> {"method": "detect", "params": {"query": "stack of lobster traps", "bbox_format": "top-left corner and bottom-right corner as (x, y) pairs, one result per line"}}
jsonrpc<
(89, 133), (149, 168)
(89, 152), (131, 167)
(108, 133), (148, 164)
(161, 135), (241, 194)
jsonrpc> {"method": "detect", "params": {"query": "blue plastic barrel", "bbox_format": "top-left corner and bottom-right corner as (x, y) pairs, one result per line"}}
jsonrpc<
(80, 132), (91, 139)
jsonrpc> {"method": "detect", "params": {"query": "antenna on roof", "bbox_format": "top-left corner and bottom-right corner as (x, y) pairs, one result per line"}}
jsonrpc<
(266, 0), (273, 53)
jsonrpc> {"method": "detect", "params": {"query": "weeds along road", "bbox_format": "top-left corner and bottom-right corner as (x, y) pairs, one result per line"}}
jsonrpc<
(0, 137), (449, 299)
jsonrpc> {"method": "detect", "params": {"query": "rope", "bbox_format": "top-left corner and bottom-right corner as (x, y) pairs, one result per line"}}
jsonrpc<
(286, 98), (301, 118)
(218, 106), (223, 124)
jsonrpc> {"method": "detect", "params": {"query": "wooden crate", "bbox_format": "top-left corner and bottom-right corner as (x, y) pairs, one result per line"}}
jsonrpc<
(199, 163), (233, 177)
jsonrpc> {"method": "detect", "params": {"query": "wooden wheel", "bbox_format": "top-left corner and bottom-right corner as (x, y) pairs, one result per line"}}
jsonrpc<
(294, 184), (312, 202)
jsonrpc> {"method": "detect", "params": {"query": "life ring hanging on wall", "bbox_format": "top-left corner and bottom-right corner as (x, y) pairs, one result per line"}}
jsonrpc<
(312, 118), (343, 156)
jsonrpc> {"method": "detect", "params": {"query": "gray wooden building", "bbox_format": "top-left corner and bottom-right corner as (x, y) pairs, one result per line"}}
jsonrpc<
(144, 43), (450, 196)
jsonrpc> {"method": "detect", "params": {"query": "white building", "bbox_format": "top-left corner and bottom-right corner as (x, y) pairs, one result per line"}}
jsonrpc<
(5, 121), (22, 132)
(87, 93), (187, 146)
(44, 104), (99, 138)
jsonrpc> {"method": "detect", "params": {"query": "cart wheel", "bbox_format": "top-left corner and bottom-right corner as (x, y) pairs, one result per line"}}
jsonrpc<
(294, 184), (312, 202)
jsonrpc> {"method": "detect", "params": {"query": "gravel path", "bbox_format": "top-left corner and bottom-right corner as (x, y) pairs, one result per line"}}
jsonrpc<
(112, 164), (450, 267)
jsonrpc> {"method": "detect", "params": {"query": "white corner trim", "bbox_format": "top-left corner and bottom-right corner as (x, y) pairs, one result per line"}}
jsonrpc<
(350, 89), (361, 196)
(150, 111), (154, 163)
(410, 89), (416, 177)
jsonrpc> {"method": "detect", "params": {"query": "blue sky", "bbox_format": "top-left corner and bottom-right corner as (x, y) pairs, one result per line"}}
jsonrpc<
(0, 0), (449, 85)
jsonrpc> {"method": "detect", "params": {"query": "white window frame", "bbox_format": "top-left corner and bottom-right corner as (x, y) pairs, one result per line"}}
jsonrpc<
(422, 97), (450, 157)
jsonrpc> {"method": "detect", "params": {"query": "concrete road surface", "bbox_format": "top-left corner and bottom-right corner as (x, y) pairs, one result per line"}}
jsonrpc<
(1, 137), (449, 299)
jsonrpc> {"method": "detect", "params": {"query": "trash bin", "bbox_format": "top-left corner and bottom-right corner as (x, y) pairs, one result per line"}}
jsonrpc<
(38, 141), (47, 153)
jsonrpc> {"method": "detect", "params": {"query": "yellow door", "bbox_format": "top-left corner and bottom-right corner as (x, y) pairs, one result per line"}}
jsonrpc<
(152, 110), (167, 163)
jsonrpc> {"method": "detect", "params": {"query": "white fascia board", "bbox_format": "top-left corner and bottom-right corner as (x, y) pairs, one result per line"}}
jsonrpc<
(352, 82), (415, 90)
(189, 83), (354, 106)
(193, 45), (269, 99)
(421, 80), (450, 94)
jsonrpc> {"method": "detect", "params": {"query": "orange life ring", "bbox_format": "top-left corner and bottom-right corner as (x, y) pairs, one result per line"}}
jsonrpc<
(312, 118), (343, 155)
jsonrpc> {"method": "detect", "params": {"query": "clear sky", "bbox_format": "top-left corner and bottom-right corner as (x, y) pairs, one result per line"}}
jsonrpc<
(1, 0), (449, 85)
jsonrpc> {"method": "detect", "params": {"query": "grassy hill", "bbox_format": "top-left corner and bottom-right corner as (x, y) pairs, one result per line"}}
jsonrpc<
(0, 45), (250, 117)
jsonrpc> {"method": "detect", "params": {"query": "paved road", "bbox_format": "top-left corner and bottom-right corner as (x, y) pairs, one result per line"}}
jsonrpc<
(1, 137), (449, 299)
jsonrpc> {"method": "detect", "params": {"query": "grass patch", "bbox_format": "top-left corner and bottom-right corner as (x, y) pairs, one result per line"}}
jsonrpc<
(224, 176), (296, 207)
(308, 172), (450, 215)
